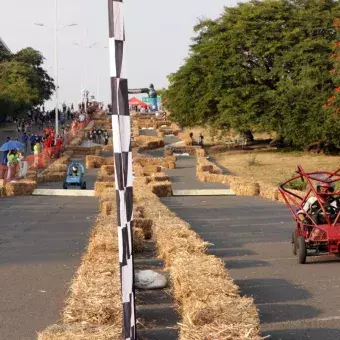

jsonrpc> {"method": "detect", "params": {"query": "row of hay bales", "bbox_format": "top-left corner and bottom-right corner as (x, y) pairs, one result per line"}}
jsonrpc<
(37, 154), (72, 183)
(133, 156), (175, 197)
(164, 145), (199, 156)
(134, 135), (165, 151)
(133, 178), (261, 339)
(86, 155), (114, 169)
(38, 187), (147, 340)
(156, 123), (182, 137)
(195, 150), (304, 200)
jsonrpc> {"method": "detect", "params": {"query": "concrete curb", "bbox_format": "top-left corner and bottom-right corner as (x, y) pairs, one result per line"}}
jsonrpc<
(33, 189), (95, 197)
(172, 189), (235, 196)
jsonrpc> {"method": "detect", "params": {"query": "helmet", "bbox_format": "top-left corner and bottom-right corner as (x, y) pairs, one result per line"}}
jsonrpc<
(317, 179), (335, 193)
(72, 166), (78, 172)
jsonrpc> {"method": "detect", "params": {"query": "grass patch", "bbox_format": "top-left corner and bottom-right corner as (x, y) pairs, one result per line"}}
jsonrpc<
(214, 151), (340, 187)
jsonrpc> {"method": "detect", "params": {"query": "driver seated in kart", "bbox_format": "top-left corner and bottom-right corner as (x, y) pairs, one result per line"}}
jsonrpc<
(297, 180), (339, 225)
(71, 165), (80, 176)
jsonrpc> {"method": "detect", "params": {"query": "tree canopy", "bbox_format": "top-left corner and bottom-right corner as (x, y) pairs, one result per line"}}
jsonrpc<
(164, 0), (340, 147)
(0, 47), (54, 120)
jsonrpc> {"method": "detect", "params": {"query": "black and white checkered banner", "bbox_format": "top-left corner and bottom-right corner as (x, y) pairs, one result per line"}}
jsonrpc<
(107, 1), (136, 339)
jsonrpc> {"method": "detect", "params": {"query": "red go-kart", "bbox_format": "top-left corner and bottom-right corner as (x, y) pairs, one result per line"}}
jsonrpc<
(279, 166), (340, 264)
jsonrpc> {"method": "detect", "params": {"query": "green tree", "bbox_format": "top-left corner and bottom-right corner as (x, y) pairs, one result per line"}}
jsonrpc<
(165, 0), (340, 147)
(0, 47), (54, 119)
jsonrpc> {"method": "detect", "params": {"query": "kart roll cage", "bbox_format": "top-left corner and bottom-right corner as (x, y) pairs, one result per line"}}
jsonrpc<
(279, 165), (340, 228)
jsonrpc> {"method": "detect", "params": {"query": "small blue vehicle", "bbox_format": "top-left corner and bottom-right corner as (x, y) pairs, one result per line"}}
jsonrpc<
(63, 162), (86, 190)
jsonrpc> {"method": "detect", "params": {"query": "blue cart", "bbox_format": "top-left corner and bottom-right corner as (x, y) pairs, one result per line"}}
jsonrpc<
(63, 163), (86, 190)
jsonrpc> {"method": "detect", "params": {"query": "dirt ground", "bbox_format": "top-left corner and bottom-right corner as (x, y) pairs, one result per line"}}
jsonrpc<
(214, 151), (340, 186)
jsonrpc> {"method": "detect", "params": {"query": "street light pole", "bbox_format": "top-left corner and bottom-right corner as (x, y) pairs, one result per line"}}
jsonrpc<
(54, 0), (59, 138)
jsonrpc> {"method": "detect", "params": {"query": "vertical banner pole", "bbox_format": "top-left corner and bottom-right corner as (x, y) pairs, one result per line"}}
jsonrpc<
(107, 1), (136, 339)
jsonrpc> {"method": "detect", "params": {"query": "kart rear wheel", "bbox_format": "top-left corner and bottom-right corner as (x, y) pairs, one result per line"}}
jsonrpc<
(82, 181), (87, 190)
(292, 230), (297, 255)
(297, 236), (307, 264)
(63, 182), (67, 190)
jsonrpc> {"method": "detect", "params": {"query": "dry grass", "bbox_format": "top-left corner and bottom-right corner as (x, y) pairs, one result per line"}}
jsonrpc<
(214, 151), (340, 186)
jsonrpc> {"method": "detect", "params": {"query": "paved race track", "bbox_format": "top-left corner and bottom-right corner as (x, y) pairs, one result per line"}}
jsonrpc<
(0, 196), (97, 340)
(161, 195), (340, 340)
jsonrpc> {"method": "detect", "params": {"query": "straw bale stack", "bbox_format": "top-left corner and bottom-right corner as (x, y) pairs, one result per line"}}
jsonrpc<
(195, 148), (206, 157)
(5, 180), (36, 196)
(25, 169), (38, 181)
(141, 165), (162, 176)
(152, 172), (170, 182)
(133, 218), (153, 239)
(38, 172), (65, 183)
(149, 181), (172, 197)
(132, 179), (261, 339)
(45, 164), (67, 173)
(95, 182), (115, 196)
(102, 145), (113, 152)
(101, 165), (115, 176)
(259, 182), (279, 201)
(134, 156), (176, 169)
(86, 156), (104, 169)
(0, 179), (5, 197)
(133, 227), (145, 253)
(227, 176), (260, 196)
(164, 148), (174, 156)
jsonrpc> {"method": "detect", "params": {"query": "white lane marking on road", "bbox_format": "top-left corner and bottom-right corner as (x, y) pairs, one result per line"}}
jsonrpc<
(263, 315), (340, 327)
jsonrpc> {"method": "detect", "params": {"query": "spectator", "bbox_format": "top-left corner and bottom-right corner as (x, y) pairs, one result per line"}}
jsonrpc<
(199, 134), (204, 147)
(7, 149), (19, 181)
(33, 141), (41, 168)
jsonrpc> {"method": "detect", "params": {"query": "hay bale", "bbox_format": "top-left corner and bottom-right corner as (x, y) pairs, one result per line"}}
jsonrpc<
(101, 165), (115, 176)
(45, 164), (67, 172)
(5, 180), (36, 196)
(95, 182), (115, 196)
(133, 227), (145, 253)
(164, 148), (174, 156)
(134, 205), (145, 219)
(0, 179), (5, 197)
(229, 177), (260, 196)
(195, 148), (206, 157)
(38, 172), (65, 183)
(133, 218), (153, 239)
(25, 169), (38, 181)
(149, 181), (172, 197)
(142, 165), (162, 176)
(86, 156), (104, 169)
(152, 172), (170, 182)
(102, 145), (113, 152)
(259, 183), (279, 201)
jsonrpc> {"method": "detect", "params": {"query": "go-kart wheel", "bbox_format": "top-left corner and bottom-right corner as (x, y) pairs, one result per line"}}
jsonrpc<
(82, 181), (87, 190)
(297, 236), (307, 264)
(63, 182), (67, 190)
(292, 230), (297, 255)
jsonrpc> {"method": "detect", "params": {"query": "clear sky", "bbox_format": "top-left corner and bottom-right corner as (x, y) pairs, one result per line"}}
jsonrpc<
(0, 0), (238, 109)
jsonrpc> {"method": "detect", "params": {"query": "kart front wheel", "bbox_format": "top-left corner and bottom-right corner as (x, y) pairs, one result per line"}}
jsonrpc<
(297, 236), (307, 264)
(63, 182), (68, 190)
(292, 230), (297, 255)
(81, 181), (87, 190)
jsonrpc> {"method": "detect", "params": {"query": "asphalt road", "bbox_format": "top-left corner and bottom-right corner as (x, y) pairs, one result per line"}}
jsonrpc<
(0, 196), (97, 340)
(160, 196), (340, 340)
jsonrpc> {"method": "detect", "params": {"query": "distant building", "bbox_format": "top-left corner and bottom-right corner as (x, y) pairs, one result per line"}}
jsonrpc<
(0, 37), (11, 53)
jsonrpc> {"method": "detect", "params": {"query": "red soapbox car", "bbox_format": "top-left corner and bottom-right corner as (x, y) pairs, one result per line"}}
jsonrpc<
(279, 166), (340, 264)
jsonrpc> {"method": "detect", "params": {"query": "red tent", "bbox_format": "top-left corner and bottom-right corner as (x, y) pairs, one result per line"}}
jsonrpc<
(129, 97), (145, 106)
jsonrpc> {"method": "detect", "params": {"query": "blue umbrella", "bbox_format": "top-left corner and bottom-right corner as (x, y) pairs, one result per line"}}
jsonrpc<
(0, 141), (25, 152)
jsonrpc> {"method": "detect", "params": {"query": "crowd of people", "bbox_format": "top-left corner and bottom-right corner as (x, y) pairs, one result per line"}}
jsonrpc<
(0, 100), (98, 182)
(87, 125), (110, 145)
